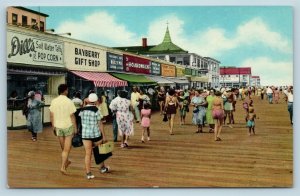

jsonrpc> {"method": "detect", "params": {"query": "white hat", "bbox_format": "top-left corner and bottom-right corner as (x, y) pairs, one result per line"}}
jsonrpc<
(88, 93), (98, 103)
(28, 91), (35, 97)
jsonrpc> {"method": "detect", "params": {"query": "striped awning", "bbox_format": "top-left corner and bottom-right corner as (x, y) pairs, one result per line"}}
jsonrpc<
(70, 71), (127, 87)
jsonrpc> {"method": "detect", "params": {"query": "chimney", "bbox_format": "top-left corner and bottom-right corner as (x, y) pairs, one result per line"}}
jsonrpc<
(142, 38), (147, 48)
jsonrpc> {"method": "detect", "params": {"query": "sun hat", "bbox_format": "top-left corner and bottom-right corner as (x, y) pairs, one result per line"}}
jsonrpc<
(88, 93), (98, 103)
(28, 91), (35, 97)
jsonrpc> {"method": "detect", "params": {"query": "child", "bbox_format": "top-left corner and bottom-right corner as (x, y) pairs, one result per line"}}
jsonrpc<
(246, 107), (257, 135)
(243, 98), (253, 122)
(141, 103), (151, 143)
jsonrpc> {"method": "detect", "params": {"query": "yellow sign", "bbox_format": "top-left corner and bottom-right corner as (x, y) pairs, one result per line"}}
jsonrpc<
(161, 64), (176, 77)
(176, 67), (185, 77)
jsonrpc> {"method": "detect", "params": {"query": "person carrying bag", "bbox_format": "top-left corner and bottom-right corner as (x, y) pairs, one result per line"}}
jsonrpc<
(79, 93), (111, 180)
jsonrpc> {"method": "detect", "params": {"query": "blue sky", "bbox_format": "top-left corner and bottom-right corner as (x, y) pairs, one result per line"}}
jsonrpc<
(28, 6), (293, 86)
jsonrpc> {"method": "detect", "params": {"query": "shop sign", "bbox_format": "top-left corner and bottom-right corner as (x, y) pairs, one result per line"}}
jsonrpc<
(192, 69), (197, 76)
(185, 68), (192, 75)
(199, 68), (208, 74)
(107, 52), (123, 71)
(124, 54), (150, 74)
(65, 43), (107, 72)
(176, 67), (185, 77)
(161, 64), (176, 77)
(150, 61), (161, 75)
(7, 31), (64, 67)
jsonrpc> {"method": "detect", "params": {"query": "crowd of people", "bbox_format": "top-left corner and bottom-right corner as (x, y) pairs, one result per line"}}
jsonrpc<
(21, 83), (293, 179)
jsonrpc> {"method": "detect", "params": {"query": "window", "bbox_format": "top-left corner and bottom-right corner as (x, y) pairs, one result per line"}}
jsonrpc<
(40, 21), (45, 31)
(22, 15), (27, 26)
(31, 19), (38, 30)
(183, 57), (189, 65)
(12, 13), (18, 24)
(31, 18), (36, 25)
(170, 57), (176, 63)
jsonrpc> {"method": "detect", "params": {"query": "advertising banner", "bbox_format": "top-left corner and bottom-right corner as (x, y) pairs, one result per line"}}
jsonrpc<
(161, 64), (176, 77)
(151, 61), (161, 75)
(176, 67), (185, 77)
(107, 52), (123, 71)
(65, 43), (107, 72)
(185, 68), (192, 75)
(7, 30), (64, 67)
(123, 54), (150, 74)
(192, 69), (197, 76)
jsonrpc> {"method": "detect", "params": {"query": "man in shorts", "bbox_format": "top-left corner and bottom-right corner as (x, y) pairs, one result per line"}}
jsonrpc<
(49, 84), (77, 174)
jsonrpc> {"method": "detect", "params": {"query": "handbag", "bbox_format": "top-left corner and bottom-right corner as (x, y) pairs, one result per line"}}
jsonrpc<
(72, 134), (83, 147)
(99, 141), (114, 154)
(193, 108), (199, 113)
(163, 113), (168, 122)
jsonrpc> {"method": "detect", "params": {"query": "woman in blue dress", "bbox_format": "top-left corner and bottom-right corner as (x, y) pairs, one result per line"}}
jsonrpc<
(26, 91), (44, 141)
(191, 89), (207, 133)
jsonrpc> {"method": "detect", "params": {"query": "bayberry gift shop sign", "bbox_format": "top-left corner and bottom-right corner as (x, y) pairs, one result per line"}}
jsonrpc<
(65, 42), (107, 72)
(7, 30), (64, 67)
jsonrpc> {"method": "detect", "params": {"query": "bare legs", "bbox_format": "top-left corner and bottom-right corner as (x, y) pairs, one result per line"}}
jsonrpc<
(121, 134), (129, 147)
(168, 114), (175, 135)
(141, 127), (150, 142)
(58, 135), (72, 174)
(159, 101), (164, 115)
(83, 140), (93, 174)
(214, 119), (223, 141)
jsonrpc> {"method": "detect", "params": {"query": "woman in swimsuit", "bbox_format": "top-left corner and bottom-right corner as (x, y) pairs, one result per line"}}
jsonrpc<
(164, 88), (178, 135)
(212, 91), (224, 141)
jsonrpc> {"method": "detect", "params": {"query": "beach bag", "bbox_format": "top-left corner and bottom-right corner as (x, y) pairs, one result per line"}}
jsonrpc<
(193, 107), (199, 113)
(163, 113), (168, 122)
(72, 134), (83, 147)
(99, 142), (114, 154)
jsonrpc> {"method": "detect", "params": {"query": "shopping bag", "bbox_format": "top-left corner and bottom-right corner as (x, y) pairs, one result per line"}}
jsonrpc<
(99, 141), (114, 154)
(163, 113), (168, 122)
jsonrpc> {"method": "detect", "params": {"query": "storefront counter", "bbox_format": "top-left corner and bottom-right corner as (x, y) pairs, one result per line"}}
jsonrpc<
(7, 105), (51, 130)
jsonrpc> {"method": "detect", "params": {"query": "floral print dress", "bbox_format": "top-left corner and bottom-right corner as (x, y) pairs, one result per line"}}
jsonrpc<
(109, 97), (134, 136)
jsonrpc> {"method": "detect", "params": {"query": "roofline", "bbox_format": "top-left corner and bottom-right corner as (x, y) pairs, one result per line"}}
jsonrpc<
(13, 6), (49, 17)
(204, 57), (221, 63)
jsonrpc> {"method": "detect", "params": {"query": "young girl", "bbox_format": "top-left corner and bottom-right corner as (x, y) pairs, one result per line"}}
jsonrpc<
(243, 98), (253, 122)
(141, 103), (151, 142)
(246, 107), (257, 135)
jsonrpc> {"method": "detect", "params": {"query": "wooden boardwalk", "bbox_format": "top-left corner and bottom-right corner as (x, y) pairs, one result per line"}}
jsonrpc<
(7, 95), (293, 188)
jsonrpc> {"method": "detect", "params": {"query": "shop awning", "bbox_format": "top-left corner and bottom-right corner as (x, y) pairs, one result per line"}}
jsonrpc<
(166, 77), (190, 84)
(7, 68), (65, 76)
(190, 76), (209, 82)
(111, 73), (157, 86)
(145, 75), (175, 85)
(71, 71), (127, 87)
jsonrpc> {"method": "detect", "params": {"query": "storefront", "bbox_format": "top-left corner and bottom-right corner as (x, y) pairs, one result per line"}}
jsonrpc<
(7, 25), (66, 129)
(65, 42), (127, 100)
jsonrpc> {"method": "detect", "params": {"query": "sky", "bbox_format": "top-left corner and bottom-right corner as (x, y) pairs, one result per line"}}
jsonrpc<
(26, 6), (293, 86)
